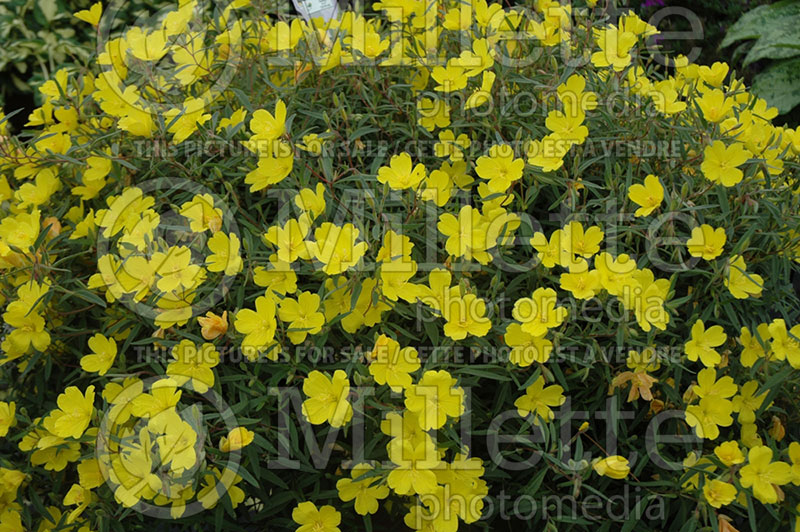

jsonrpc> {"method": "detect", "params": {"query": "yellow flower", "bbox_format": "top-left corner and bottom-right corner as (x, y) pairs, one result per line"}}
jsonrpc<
(197, 310), (228, 340)
(250, 99), (287, 142)
(301, 370), (353, 427)
(725, 255), (763, 299)
(704, 479), (737, 508)
(512, 287), (568, 337)
(166, 340), (220, 393)
(180, 194), (223, 233)
(685, 396), (733, 440)
(244, 143), (294, 192)
(80, 333), (118, 376)
(700, 141), (751, 187)
(405, 370), (465, 430)
(367, 335), (420, 392)
(739, 445), (793, 504)
(559, 260), (601, 300)
(437, 205), (492, 264)
(592, 456), (630, 479)
(292, 501), (341, 532)
(768, 318), (800, 367)
(591, 26), (637, 71)
(545, 109), (589, 146)
(307, 223), (368, 275)
(431, 63), (467, 92)
(697, 89), (735, 123)
(627, 174), (664, 217)
(264, 218), (312, 264)
(685, 319), (727, 367)
(206, 232), (243, 276)
(336, 463), (389, 515)
(692, 368), (737, 400)
(0, 401), (16, 437)
(442, 293), (492, 340)
(387, 437), (441, 496)
(739, 324), (771, 367)
(164, 97), (211, 144)
(416, 97), (450, 131)
(44, 386), (95, 439)
(475, 144), (524, 192)
(377, 153), (427, 190)
(686, 224), (726, 260)
(234, 295), (278, 360)
(73, 2), (103, 26)
(219, 427), (255, 452)
(278, 291), (325, 344)
(731, 380), (767, 424)
(714, 441), (745, 467)
(514, 375), (565, 423)
(504, 323), (553, 367)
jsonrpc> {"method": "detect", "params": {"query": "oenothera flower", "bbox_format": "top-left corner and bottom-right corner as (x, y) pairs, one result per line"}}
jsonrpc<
(627, 174), (664, 217)
(739, 446), (793, 504)
(685, 319), (727, 367)
(592, 456), (630, 479)
(278, 291), (325, 344)
(292, 502), (341, 532)
(437, 205), (492, 264)
(387, 437), (441, 496)
(768, 318), (800, 368)
(475, 144), (524, 192)
(234, 295), (278, 360)
(692, 368), (737, 401)
(377, 153), (427, 190)
(44, 386), (95, 439)
(512, 287), (568, 337)
(714, 441), (745, 466)
(514, 375), (565, 423)
(704, 480), (737, 508)
(0, 401), (16, 437)
(219, 427), (255, 452)
(685, 396), (733, 440)
(166, 340), (220, 393)
(197, 310), (228, 340)
(367, 334), (421, 392)
(700, 140), (751, 187)
(307, 223), (368, 274)
(731, 380), (767, 424)
(405, 370), (465, 430)
(73, 2), (102, 26)
(686, 224), (726, 260)
(250, 99), (287, 142)
(263, 218), (311, 263)
(80, 333), (118, 376)
(504, 323), (554, 367)
(441, 293), (492, 340)
(725, 255), (764, 299)
(302, 370), (353, 427)
(206, 232), (243, 276)
(336, 463), (390, 515)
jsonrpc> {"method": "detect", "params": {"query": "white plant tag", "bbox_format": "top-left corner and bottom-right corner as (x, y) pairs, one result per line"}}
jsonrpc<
(291, 0), (340, 22)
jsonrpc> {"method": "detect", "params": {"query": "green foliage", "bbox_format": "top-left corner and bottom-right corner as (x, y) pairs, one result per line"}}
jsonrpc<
(721, 0), (800, 114)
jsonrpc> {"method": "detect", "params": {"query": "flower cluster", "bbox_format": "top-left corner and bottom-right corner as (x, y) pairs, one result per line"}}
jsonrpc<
(0, 0), (799, 530)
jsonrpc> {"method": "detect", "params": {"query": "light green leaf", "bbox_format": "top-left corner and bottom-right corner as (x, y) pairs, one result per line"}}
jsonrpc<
(751, 56), (800, 114)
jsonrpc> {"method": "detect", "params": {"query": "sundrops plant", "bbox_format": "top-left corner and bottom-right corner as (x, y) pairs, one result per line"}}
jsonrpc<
(1, 0), (800, 531)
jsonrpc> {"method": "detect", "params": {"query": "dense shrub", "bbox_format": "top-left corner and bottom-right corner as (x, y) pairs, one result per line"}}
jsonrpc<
(1, 0), (800, 531)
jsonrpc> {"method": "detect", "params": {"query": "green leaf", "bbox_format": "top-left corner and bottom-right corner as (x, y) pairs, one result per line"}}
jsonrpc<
(37, 0), (58, 22)
(751, 57), (800, 114)
(721, 1), (800, 48)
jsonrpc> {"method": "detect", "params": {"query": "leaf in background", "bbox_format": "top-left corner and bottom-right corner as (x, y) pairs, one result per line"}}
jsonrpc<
(751, 56), (800, 114)
(720, 0), (800, 49)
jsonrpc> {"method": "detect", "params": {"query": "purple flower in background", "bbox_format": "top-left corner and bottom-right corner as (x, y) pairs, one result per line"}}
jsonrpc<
(641, 0), (665, 7)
